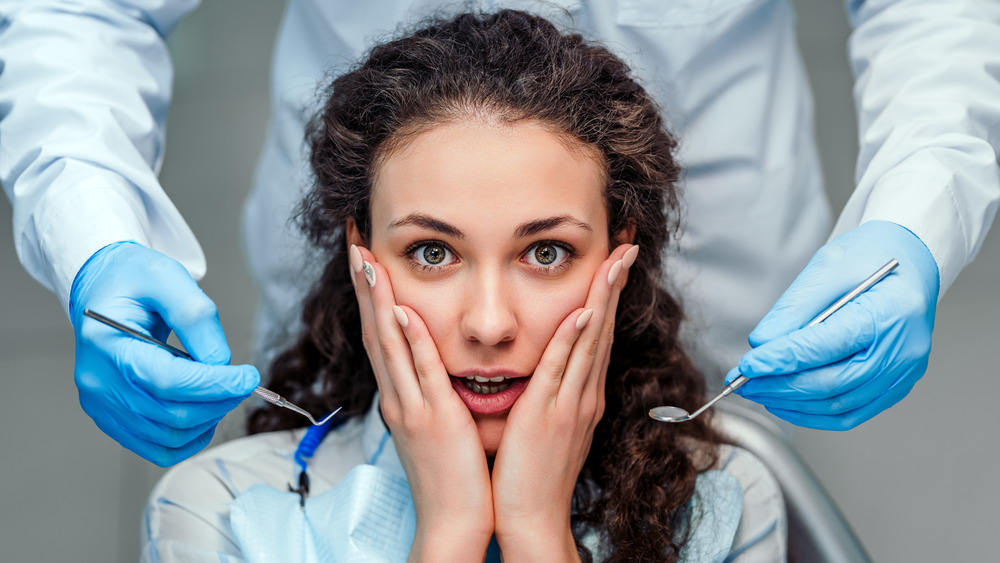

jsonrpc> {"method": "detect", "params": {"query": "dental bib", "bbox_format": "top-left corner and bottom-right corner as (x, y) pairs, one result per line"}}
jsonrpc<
(228, 411), (743, 562)
(231, 464), (416, 563)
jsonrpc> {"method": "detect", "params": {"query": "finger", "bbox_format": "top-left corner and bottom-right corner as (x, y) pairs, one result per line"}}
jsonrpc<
(737, 354), (867, 400)
(561, 244), (633, 400)
(79, 303), (260, 401)
(723, 366), (744, 387)
(78, 388), (222, 448)
(737, 336), (905, 401)
(77, 300), (171, 353)
(741, 355), (928, 414)
(138, 255), (233, 366)
(590, 244), (636, 397)
(115, 340), (260, 402)
(393, 304), (454, 399)
(739, 300), (877, 378)
(584, 244), (632, 393)
(349, 244), (398, 406)
(359, 250), (423, 405)
(75, 362), (249, 428)
(765, 374), (918, 431)
(749, 244), (894, 347)
(523, 308), (591, 404)
(137, 395), (246, 429)
(101, 415), (218, 467)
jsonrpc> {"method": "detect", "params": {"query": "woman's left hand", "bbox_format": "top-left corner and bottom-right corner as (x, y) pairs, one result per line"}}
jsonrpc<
(491, 243), (637, 561)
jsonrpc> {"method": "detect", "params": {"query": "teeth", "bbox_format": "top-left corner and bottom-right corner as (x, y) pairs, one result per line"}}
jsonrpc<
(463, 379), (513, 395)
(470, 375), (511, 383)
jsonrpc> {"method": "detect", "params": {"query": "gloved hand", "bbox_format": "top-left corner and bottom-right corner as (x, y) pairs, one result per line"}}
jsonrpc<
(69, 241), (260, 466)
(727, 220), (940, 430)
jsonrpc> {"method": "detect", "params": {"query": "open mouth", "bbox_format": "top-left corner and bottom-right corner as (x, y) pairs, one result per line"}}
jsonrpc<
(449, 373), (530, 415)
(460, 375), (514, 394)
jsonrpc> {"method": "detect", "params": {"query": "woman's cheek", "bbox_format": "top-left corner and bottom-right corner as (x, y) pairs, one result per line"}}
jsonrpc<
(522, 276), (593, 340)
(398, 291), (449, 329)
(390, 275), (455, 344)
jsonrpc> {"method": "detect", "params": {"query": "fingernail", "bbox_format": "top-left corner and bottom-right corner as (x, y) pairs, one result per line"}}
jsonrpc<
(575, 309), (594, 330)
(349, 245), (363, 274)
(362, 261), (376, 287)
(392, 305), (409, 328)
(607, 260), (623, 286)
(623, 245), (639, 269)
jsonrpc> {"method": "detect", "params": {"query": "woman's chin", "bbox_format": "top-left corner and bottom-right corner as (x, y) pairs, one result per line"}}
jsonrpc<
(474, 414), (506, 458)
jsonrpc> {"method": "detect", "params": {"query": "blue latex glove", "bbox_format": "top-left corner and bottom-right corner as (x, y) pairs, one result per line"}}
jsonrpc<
(727, 221), (940, 430)
(69, 241), (260, 466)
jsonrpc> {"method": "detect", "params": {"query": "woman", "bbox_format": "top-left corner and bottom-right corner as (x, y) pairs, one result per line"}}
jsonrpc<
(143, 10), (784, 562)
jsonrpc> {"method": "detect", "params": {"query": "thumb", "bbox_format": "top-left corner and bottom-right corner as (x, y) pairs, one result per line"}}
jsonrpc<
(140, 258), (232, 366)
(750, 232), (896, 347)
(749, 250), (849, 346)
(741, 301), (876, 377)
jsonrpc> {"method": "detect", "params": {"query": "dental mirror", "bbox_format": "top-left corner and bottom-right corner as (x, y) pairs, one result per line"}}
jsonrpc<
(649, 259), (899, 423)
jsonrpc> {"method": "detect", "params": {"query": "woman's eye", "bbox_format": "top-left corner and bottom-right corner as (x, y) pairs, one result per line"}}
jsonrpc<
(524, 243), (569, 268)
(411, 243), (454, 267)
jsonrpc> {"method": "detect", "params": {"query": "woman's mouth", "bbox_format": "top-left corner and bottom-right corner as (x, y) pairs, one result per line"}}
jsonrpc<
(450, 371), (530, 414)
(460, 375), (514, 394)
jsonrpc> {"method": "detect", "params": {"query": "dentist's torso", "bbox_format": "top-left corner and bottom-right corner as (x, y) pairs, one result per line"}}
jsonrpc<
(244, 0), (830, 384)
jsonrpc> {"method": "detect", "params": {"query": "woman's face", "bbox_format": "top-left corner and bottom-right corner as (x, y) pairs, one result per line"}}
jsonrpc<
(359, 119), (610, 455)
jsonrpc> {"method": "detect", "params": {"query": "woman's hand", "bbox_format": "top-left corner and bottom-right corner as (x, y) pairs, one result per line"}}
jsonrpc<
(491, 243), (638, 562)
(349, 245), (494, 562)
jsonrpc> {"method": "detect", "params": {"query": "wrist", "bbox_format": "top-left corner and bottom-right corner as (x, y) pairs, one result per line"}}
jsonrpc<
(409, 521), (492, 563)
(495, 518), (579, 563)
(68, 240), (137, 318)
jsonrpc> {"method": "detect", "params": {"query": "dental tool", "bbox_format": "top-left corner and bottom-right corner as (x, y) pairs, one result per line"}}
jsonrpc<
(83, 309), (341, 426)
(649, 259), (899, 423)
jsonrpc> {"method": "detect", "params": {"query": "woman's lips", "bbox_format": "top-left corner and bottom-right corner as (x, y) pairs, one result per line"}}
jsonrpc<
(450, 372), (530, 415)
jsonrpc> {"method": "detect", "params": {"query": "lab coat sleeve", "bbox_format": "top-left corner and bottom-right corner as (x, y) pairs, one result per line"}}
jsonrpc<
(834, 0), (1000, 294)
(0, 0), (205, 312)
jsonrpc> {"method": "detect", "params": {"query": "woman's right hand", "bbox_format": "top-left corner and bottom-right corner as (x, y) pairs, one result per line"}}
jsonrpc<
(349, 244), (494, 561)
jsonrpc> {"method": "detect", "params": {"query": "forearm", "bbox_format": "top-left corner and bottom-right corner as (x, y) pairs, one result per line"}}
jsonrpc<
(408, 524), (492, 563)
(0, 0), (204, 308)
(836, 0), (1000, 294)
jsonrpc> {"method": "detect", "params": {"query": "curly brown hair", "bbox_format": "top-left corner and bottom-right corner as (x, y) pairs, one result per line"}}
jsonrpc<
(248, 10), (722, 561)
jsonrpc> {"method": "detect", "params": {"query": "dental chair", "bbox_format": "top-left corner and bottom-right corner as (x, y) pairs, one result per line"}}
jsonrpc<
(713, 402), (872, 563)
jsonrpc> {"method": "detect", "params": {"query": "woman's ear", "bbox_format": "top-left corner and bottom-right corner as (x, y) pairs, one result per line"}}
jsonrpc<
(613, 223), (636, 246)
(346, 218), (365, 248)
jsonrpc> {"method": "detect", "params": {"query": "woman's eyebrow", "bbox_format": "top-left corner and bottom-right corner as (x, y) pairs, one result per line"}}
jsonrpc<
(388, 213), (465, 239)
(515, 215), (592, 238)
(387, 213), (592, 239)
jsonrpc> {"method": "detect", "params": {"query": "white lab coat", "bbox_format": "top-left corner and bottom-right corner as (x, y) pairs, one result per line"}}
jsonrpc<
(1, 0), (998, 381)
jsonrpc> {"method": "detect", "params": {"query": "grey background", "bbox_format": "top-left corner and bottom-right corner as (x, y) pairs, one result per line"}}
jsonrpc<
(1, 1), (996, 561)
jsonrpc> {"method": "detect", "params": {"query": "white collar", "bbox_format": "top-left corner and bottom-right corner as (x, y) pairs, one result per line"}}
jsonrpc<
(359, 393), (406, 479)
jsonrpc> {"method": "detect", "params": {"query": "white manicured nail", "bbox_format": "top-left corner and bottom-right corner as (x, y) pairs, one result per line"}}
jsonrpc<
(349, 245), (363, 274)
(392, 306), (409, 328)
(623, 245), (639, 269)
(576, 309), (594, 330)
(363, 261), (376, 287)
(607, 260), (623, 286)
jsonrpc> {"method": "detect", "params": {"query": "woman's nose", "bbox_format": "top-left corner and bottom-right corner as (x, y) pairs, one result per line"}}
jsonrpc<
(460, 271), (517, 346)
